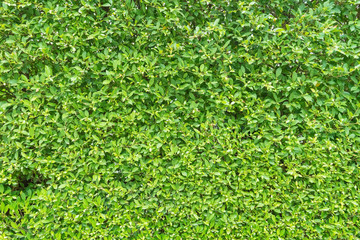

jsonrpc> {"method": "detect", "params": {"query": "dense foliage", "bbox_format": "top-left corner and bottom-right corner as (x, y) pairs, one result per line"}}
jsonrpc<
(1, 0), (360, 239)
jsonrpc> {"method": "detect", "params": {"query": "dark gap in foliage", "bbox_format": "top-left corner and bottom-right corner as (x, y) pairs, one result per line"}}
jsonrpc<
(279, 158), (288, 173)
(11, 169), (49, 192)
(0, 84), (16, 101)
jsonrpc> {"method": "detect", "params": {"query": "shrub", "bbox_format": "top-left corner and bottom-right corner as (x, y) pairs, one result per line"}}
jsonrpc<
(1, 0), (360, 239)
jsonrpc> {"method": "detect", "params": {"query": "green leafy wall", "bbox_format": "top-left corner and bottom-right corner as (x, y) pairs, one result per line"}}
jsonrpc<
(1, 0), (360, 239)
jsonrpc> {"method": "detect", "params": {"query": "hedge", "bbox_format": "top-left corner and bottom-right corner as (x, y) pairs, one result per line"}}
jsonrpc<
(1, 0), (360, 239)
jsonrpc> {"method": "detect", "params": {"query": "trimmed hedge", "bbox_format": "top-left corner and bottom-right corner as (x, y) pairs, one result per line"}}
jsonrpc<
(1, 0), (360, 239)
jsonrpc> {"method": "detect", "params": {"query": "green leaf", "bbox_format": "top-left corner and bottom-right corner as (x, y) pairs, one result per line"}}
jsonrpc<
(10, 221), (18, 229)
(45, 65), (52, 76)
(303, 95), (313, 102)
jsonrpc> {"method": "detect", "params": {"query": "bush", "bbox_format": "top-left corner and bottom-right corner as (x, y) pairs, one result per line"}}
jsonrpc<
(1, 0), (360, 239)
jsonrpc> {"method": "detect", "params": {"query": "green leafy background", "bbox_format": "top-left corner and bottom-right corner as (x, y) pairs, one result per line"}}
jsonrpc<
(1, 0), (360, 239)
